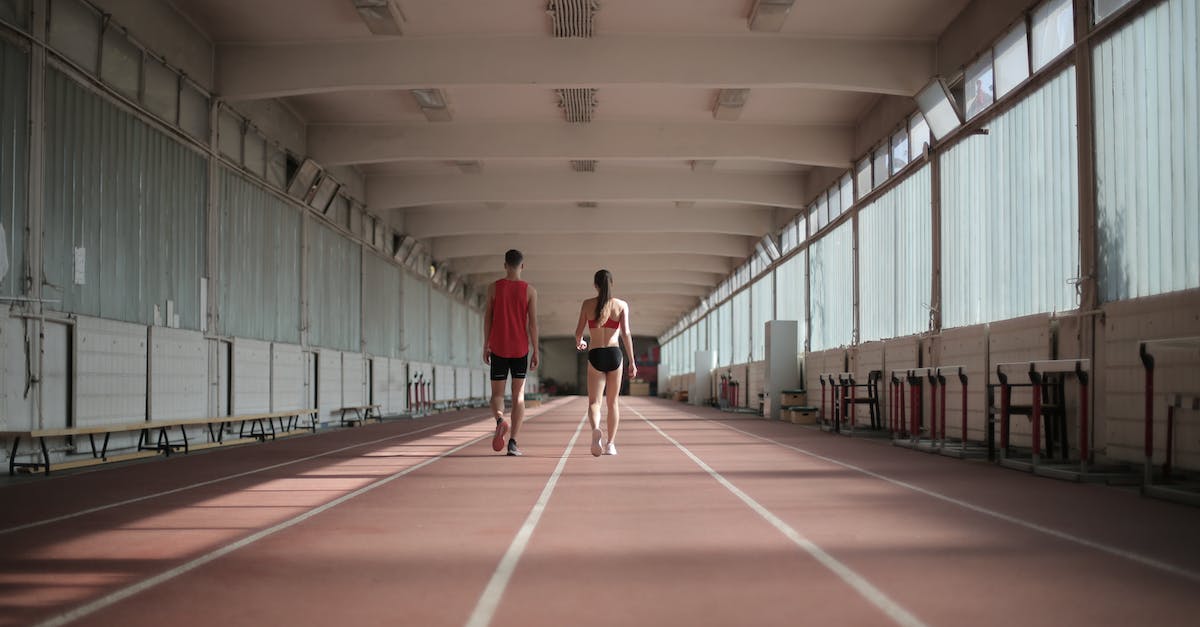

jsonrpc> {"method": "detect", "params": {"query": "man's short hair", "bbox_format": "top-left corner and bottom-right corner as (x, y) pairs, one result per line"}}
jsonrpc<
(504, 249), (524, 268)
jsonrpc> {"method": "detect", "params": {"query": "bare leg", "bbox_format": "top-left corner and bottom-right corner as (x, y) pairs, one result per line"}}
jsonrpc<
(490, 379), (506, 422)
(604, 364), (623, 444)
(510, 377), (527, 439)
(586, 364), (606, 430)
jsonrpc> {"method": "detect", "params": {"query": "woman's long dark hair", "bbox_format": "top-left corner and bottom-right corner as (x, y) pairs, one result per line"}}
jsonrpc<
(594, 269), (614, 323)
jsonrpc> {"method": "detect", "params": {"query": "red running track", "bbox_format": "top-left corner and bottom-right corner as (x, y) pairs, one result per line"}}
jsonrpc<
(2, 397), (1199, 627)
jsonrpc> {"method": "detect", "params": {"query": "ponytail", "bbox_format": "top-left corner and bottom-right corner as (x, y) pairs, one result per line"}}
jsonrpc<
(594, 269), (614, 323)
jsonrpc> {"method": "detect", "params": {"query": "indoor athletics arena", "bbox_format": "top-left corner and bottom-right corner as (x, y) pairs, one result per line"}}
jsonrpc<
(0, 0), (1198, 625)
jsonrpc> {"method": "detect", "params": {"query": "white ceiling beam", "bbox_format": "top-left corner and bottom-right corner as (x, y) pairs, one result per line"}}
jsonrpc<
(405, 205), (774, 238)
(431, 233), (754, 260)
(471, 268), (725, 287)
(217, 36), (934, 100)
(368, 171), (805, 210)
(308, 122), (852, 168)
(450, 253), (733, 276)
(512, 282), (710, 298)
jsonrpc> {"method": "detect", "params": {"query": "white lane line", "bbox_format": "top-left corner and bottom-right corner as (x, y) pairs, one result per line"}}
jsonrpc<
(630, 406), (928, 627)
(464, 414), (588, 627)
(681, 406), (1200, 585)
(1, 412), (494, 536)
(32, 425), (500, 627)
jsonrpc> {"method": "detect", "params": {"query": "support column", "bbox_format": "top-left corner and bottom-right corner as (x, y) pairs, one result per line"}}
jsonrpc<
(1074, 0), (1100, 457)
(26, 0), (47, 429)
(929, 153), (943, 333)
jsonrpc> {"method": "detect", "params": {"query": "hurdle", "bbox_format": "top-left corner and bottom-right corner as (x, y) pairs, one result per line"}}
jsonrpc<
(1140, 337), (1200, 505)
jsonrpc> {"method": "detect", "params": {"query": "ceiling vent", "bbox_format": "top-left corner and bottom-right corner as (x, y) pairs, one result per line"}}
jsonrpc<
(556, 88), (598, 123)
(547, 0), (600, 38)
(577, 201), (598, 208)
(411, 88), (452, 122)
(570, 160), (597, 172)
(748, 0), (795, 32)
(353, 0), (406, 36)
(713, 88), (750, 121)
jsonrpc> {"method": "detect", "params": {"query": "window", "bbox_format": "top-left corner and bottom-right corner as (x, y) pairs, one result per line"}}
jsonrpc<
(817, 192), (830, 226)
(1032, 0), (1074, 71)
(797, 213), (808, 245)
(891, 129), (909, 173)
(909, 114), (930, 159)
(827, 182), (842, 218)
(813, 201), (825, 231)
(855, 157), (872, 199)
(218, 108), (243, 161)
(100, 26), (142, 100)
(839, 174), (853, 212)
(915, 79), (963, 139)
(1094, 0), (1134, 23)
(50, 0), (101, 73)
(994, 22), (1030, 98)
(964, 53), (995, 119)
(179, 81), (209, 140)
(781, 219), (798, 252)
(872, 144), (889, 188)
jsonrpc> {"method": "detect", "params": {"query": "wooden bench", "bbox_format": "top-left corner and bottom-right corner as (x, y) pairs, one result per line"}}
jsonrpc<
(1, 408), (318, 476)
(337, 404), (382, 427)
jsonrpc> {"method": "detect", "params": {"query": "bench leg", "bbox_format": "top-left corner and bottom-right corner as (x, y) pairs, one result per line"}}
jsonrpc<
(39, 437), (50, 476)
(8, 436), (18, 476)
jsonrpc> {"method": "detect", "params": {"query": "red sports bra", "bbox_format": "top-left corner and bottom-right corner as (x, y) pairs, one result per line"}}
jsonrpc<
(588, 315), (621, 330)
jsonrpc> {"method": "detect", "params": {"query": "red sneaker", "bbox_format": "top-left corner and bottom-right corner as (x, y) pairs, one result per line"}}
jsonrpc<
(492, 419), (510, 452)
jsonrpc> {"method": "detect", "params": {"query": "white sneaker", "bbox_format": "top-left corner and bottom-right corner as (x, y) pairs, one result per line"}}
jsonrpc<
(591, 428), (605, 457)
(604, 442), (617, 456)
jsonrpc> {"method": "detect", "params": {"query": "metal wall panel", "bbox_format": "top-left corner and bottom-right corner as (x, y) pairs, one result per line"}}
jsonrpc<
(74, 316), (146, 427)
(362, 251), (401, 358)
(271, 342), (304, 412)
(232, 338), (270, 414)
(809, 223), (854, 350)
(148, 326), (206, 421)
(0, 39), (27, 298)
(342, 351), (365, 406)
(307, 220), (361, 352)
(859, 165), (933, 342)
(401, 270), (430, 361)
(451, 298), (468, 365)
(1095, 0), (1200, 300)
(317, 348), (342, 424)
(435, 363), (454, 400)
(429, 288), (451, 364)
(455, 366), (470, 399)
(387, 357), (407, 413)
(941, 68), (1080, 328)
(219, 166), (301, 343)
(44, 69), (207, 327)
(371, 356), (388, 411)
(1, 316), (33, 430)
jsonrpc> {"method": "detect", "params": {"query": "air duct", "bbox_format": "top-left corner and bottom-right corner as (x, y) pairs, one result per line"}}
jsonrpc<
(546, 0), (600, 38)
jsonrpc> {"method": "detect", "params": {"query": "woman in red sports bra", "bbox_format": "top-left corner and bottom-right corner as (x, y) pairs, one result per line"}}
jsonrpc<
(574, 269), (637, 457)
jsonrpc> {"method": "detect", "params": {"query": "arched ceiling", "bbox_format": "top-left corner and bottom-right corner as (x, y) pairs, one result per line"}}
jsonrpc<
(175, 0), (972, 337)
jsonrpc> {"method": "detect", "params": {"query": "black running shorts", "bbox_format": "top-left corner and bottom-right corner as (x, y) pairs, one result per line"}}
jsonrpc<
(490, 353), (529, 380)
(587, 347), (623, 373)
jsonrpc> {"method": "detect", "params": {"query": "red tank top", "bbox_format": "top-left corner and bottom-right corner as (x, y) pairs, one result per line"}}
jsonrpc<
(488, 279), (529, 358)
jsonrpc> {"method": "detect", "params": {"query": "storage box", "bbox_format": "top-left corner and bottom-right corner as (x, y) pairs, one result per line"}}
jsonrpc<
(629, 381), (650, 396)
(673, 390), (689, 402)
(782, 390), (807, 407)
(787, 407), (818, 424)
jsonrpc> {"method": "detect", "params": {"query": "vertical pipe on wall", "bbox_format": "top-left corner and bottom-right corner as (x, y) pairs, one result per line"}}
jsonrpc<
(929, 154), (942, 334)
(27, 0), (46, 429)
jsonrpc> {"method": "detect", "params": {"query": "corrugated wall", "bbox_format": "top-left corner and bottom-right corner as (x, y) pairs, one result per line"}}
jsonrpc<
(362, 251), (401, 358)
(809, 223), (854, 350)
(0, 39), (27, 298)
(430, 288), (451, 363)
(218, 167), (301, 343)
(774, 252), (806, 354)
(859, 164), (932, 341)
(401, 270), (430, 361)
(941, 68), (1080, 328)
(731, 290), (750, 364)
(450, 298), (468, 365)
(43, 68), (206, 327)
(307, 219), (362, 352)
(1095, 0), (1200, 301)
(751, 273), (772, 360)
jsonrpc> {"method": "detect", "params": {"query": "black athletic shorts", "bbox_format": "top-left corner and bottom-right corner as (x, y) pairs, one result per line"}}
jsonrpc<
(587, 347), (623, 373)
(490, 353), (529, 381)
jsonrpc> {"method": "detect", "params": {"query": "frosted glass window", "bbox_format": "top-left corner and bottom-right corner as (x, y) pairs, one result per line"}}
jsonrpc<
(994, 22), (1031, 98)
(872, 145), (889, 188)
(813, 201), (825, 231)
(817, 192), (829, 226)
(1032, 0), (1074, 71)
(839, 174), (854, 211)
(964, 52), (995, 119)
(218, 108), (243, 161)
(807, 207), (817, 237)
(716, 302), (732, 366)
(50, 0), (100, 73)
(179, 81), (209, 140)
(100, 27), (140, 101)
(915, 80), (962, 139)
(267, 146), (288, 189)
(244, 131), (266, 177)
(798, 213), (808, 244)
(909, 114), (930, 159)
(774, 254), (806, 355)
(732, 290), (751, 364)
(855, 158), (872, 198)
(142, 56), (178, 122)
(781, 220), (798, 252)
(0, 1), (30, 29)
(859, 166), (932, 342)
(751, 276), (772, 360)
(1094, 0), (1134, 23)
(827, 183), (842, 218)
(891, 129), (909, 173)
(809, 224), (854, 350)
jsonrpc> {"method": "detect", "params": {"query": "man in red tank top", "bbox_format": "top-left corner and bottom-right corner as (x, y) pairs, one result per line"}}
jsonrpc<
(483, 249), (540, 456)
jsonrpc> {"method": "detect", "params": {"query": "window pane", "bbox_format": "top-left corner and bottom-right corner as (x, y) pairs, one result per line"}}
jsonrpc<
(797, 213), (807, 244)
(964, 52), (995, 119)
(813, 201), (824, 231)
(909, 114), (930, 159)
(0, 0), (30, 29)
(915, 80), (962, 139)
(855, 157), (872, 198)
(267, 145), (288, 189)
(891, 129), (909, 173)
(142, 56), (178, 122)
(100, 27), (141, 100)
(1032, 0), (1074, 71)
(817, 191), (829, 226)
(179, 81), (209, 140)
(217, 108), (243, 161)
(827, 183), (841, 217)
(781, 219), (797, 252)
(839, 174), (853, 211)
(244, 130), (266, 177)
(872, 145), (889, 188)
(50, 0), (101, 73)
(994, 22), (1030, 98)
(1094, 0), (1134, 23)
